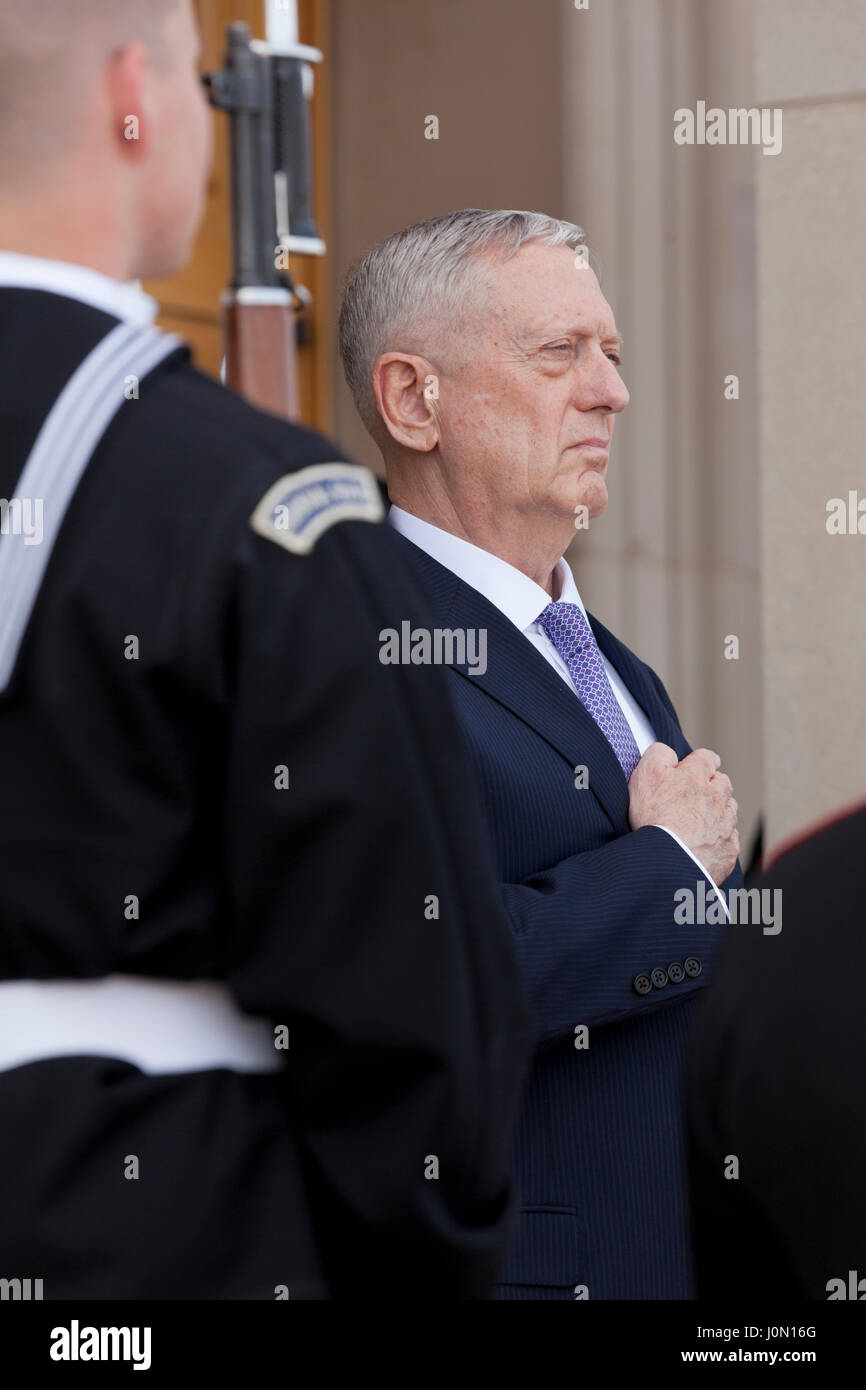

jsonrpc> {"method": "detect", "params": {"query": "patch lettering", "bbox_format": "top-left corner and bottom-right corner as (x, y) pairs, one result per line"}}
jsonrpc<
(249, 463), (384, 555)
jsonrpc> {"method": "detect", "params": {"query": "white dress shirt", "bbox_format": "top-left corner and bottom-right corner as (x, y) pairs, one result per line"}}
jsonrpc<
(388, 505), (729, 915)
(0, 249), (158, 325)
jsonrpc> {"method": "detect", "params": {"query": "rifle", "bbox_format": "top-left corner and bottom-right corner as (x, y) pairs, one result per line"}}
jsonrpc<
(203, 0), (325, 422)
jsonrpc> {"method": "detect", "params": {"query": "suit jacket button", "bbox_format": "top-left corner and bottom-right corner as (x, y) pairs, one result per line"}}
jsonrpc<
(651, 967), (668, 989)
(667, 962), (685, 984)
(633, 973), (652, 995)
(684, 956), (702, 978)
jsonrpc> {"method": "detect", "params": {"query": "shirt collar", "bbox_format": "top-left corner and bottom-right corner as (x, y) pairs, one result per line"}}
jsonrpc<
(387, 504), (589, 633)
(0, 250), (158, 326)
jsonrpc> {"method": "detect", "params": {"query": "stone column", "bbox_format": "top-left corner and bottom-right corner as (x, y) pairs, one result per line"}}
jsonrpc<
(754, 0), (866, 850)
(561, 0), (763, 855)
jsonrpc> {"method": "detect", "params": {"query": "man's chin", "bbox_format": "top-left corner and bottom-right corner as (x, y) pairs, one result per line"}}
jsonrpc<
(576, 475), (609, 520)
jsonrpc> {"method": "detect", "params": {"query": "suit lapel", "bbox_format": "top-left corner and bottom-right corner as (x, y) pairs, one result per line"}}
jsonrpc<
(391, 533), (635, 831)
(588, 612), (691, 756)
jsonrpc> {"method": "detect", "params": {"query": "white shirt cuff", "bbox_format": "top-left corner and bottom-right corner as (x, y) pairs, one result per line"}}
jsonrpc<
(651, 825), (731, 923)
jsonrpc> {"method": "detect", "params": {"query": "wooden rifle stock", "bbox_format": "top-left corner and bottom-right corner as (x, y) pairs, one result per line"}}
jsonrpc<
(224, 294), (299, 422)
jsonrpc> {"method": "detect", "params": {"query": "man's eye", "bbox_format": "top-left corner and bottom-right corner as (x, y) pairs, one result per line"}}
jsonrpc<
(606, 352), (622, 365)
(546, 343), (572, 354)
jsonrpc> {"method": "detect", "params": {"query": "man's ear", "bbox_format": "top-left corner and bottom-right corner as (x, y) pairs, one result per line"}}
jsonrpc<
(373, 353), (440, 453)
(105, 43), (151, 160)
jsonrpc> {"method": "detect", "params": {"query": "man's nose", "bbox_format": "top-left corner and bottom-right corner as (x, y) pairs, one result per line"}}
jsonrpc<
(575, 353), (629, 413)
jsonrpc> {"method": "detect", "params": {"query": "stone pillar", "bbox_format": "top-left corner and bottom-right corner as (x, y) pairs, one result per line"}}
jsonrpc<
(754, 0), (866, 851)
(561, 0), (763, 855)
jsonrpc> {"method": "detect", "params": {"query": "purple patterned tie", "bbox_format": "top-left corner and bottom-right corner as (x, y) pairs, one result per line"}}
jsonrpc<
(536, 601), (641, 779)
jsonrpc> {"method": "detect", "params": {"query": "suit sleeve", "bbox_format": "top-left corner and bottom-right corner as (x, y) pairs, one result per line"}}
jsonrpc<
(652, 826), (731, 920)
(217, 513), (530, 1299)
(500, 825), (742, 1048)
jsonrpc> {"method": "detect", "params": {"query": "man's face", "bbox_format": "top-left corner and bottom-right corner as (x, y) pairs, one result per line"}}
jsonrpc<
(138, 0), (212, 277)
(436, 243), (629, 529)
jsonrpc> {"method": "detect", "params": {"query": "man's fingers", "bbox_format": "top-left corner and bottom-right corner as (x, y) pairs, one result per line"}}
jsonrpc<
(690, 747), (721, 770)
(681, 747), (721, 778)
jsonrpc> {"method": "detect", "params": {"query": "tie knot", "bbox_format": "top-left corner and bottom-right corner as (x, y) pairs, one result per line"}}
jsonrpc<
(536, 601), (593, 654)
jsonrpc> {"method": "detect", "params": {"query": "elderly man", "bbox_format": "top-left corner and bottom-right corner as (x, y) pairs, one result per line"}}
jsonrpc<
(339, 208), (743, 1299)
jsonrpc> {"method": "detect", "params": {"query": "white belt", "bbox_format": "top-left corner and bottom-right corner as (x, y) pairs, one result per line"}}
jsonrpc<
(0, 976), (283, 1075)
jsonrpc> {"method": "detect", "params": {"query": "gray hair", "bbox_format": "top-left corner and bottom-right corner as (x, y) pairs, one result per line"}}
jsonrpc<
(338, 208), (586, 435)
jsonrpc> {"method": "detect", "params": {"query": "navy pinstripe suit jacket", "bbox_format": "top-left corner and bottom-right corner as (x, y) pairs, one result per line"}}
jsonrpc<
(390, 530), (744, 1300)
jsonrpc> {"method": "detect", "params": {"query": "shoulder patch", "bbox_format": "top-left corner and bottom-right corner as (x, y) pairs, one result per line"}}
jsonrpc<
(249, 462), (384, 555)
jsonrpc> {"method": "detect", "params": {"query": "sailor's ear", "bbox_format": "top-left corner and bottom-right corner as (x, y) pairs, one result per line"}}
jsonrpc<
(105, 43), (152, 160)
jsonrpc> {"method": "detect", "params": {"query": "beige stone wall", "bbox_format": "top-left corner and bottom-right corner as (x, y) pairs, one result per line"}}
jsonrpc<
(754, 0), (866, 851)
(328, 0), (564, 471)
(559, 0), (763, 858)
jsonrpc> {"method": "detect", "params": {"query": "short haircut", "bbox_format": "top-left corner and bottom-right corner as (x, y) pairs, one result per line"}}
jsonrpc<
(338, 208), (587, 435)
(0, 0), (180, 185)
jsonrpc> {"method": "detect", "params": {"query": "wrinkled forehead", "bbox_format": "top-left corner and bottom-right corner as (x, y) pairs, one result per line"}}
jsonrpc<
(479, 243), (616, 340)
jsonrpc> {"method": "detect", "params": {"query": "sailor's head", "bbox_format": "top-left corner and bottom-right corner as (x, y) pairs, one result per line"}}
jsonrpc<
(0, 0), (212, 279)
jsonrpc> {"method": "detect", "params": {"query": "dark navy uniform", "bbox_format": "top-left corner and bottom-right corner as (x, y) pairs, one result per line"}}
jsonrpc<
(0, 282), (529, 1299)
(687, 802), (866, 1300)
